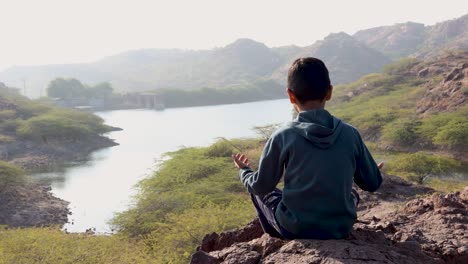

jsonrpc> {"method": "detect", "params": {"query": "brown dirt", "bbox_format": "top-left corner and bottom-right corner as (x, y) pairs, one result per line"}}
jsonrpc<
(191, 175), (467, 264)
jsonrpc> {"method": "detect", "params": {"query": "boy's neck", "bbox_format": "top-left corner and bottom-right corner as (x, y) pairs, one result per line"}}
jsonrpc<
(295, 100), (326, 112)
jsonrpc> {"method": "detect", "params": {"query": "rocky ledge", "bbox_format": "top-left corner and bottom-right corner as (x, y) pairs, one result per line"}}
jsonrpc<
(0, 183), (69, 227)
(191, 176), (467, 264)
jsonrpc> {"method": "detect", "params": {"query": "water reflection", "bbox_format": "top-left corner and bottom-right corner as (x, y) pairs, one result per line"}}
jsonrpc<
(30, 99), (292, 232)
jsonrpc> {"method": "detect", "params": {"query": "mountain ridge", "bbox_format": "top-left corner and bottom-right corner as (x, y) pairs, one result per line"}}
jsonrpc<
(1, 14), (466, 98)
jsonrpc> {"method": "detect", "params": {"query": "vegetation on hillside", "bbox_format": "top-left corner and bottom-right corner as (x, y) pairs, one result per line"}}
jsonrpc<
(112, 139), (259, 263)
(155, 79), (284, 108)
(0, 161), (26, 190)
(0, 227), (154, 264)
(329, 58), (467, 152)
(0, 84), (112, 144)
(47, 78), (114, 101)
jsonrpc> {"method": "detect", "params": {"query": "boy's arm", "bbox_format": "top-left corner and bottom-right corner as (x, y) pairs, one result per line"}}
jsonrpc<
(353, 129), (383, 192)
(236, 136), (285, 195)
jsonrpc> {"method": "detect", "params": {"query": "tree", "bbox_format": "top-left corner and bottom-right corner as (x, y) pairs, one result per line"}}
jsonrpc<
(89, 82), (114, 99)
(46, 78), (86, 99)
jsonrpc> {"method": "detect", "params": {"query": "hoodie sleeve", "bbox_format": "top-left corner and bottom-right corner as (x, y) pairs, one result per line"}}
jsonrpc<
(353, 129), (383, 192)
(238, 135), (285, 195)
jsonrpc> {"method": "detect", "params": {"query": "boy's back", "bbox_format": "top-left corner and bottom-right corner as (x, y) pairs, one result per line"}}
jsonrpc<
(240, 108), (382, 238)
(233, 57), (383, 239)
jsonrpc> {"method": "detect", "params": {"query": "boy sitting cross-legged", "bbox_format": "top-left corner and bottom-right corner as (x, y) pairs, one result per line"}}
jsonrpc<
(232, 57), (383, 240)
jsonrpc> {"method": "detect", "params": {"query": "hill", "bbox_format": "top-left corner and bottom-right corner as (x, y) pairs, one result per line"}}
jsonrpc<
(354, 14), (468, 59)
(328, 51), (467, 160)
(1, 14), (466, 100)
(271, 32), (391, 85)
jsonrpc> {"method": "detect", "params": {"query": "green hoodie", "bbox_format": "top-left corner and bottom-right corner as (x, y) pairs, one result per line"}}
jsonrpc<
(239, 109), (382, 239)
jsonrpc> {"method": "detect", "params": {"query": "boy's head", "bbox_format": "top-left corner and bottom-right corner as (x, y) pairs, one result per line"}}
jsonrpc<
(287, 57), (332, 107)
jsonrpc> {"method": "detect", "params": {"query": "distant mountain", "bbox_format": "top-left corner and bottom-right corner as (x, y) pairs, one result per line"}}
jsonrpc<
(353, 14), (468, 59)
(1, 14), (466, 98)
(417, 14), (468, 58)
(353, 22), (426, 59)
(271, 32), (391, 85)
(0, 39), (284, 98)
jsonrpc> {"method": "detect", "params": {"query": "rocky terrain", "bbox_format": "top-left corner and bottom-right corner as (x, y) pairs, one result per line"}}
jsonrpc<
(413, 52), (467, 115)
(0, 183), (69, 227)
(0, 135), (118, 171)
(354, 14), (468, 59)
(190, 175), (467, 264)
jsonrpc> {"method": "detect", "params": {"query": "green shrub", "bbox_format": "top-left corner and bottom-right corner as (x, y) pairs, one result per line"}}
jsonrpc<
(0, 161), (26, 190)
(144, 202), (253, 264)
(0, 110), (16, 121)
(16, 109), (111, 142)
(205, 139), (235, 157)
(418, 111), (468, 148)
(433, 120), (468, 149)
(381, 118), (420, 146)
(0, 119), (21, 133)
(425, 178), (468, 193)
(112, 141), (256, 263)
(382, 58), (419, 75)
(0, 228), (154, 264)
(385, 152), (460, 184)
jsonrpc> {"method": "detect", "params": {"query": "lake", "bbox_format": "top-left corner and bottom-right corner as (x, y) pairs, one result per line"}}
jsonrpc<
(33, 99), (293, 233)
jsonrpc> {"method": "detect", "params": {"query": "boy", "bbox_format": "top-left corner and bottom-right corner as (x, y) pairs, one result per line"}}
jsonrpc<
(232, 57), (383, 240)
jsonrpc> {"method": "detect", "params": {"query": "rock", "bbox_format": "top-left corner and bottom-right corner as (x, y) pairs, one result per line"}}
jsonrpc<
(200, 218), (263, 252)
(0, 183), (69, 227)
(191, 176), (467, 264)
(190, 251), (220, 264)
(416, 52), (467, 115)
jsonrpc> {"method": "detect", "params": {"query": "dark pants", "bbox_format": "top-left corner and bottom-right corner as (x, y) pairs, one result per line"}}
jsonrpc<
(250, 189), (360, 239)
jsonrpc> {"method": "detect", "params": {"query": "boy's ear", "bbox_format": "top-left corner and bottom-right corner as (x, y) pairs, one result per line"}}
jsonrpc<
(325, 85), (333, 101)
(287, 89), (297, 104)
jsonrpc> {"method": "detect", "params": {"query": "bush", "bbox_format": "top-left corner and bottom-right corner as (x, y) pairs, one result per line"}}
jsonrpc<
(112, 141), (256, 263)
(0, 228), (154, 263)
(418, 111), (468, 148)
(253, 124), (281, 141)
(205, 139), (235, 157)
(143, 202), (253, 264)
(425, 178), (468, 193)
(381, 118), (420, 146)
(16, 109), (111, 142)
(433, 120), (468, 149)
(0, 110), (16, 120)
(382, 58), (419, 75)
(0, 161), (26, 190)
(385, 152), (460, 184)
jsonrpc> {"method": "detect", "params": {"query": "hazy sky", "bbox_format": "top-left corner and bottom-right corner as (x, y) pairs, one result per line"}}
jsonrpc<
(0, 0), (467, 71)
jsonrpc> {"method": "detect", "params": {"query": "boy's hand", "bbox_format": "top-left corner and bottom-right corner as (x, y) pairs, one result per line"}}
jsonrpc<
(378, 162), (384, 170)
(232, 153), (250, 169)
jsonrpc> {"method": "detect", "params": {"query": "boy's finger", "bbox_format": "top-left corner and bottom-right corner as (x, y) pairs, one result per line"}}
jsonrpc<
(378, 162), (384, 169)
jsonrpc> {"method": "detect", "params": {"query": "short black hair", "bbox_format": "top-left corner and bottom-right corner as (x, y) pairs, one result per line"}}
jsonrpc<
(287, 57), (331, 103)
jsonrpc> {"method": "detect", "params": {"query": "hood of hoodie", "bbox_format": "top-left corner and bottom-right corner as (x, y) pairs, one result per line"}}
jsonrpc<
(289, 109), (343, 149)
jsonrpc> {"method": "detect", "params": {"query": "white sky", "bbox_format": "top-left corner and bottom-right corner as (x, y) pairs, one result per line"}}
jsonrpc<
(0, 0), (467, 71)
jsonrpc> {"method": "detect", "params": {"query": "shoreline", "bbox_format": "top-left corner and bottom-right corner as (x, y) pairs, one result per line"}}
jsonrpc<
(0, 133), (119, 228)
(0, 183), (70, 227)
